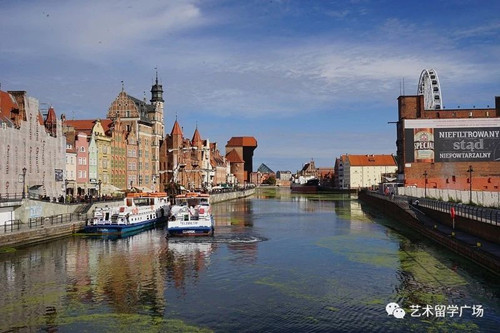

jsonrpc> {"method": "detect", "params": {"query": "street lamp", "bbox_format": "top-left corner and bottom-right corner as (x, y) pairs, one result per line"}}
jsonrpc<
(98, 179), (102, 198)
(22, 167), (27, 199)
(467, 165), (473, 204)
(423, 170), (428, 198)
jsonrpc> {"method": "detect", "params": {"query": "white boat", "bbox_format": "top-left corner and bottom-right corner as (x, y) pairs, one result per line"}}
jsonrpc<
(84, 192), (170, 234)
(91, 206), (113, 225)
(167, 192), (214, 236)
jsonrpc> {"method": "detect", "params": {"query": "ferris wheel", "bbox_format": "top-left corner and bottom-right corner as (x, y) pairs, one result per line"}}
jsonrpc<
(417, 69), (443, 110)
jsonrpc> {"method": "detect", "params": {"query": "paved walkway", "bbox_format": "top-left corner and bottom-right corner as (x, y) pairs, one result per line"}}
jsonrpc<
(407, 202), (500, 259)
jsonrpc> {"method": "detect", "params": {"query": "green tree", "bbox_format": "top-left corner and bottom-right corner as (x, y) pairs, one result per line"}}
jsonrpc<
(263, 175), (276, 185)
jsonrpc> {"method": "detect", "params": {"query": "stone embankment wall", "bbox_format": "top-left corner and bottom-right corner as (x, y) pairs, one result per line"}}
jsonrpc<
(358, 191), (500, 276)
(210, 188), (255, 204)
(0, 221), (86, 248)
(14, 199), (125, 222)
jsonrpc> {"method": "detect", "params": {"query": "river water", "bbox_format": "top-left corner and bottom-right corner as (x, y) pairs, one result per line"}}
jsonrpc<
(1, 188), (499, 332)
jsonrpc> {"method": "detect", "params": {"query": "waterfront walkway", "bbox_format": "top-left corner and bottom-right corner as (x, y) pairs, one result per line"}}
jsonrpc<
(0, 188), (256, 248)
(408, 201), (500, 258)
(365, 191), (500, 273)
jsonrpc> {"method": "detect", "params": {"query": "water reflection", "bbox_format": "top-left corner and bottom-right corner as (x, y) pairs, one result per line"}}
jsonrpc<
(0, 190), (498, 332)
(212, 197), (253, 228)
(161, 239), (216, 290)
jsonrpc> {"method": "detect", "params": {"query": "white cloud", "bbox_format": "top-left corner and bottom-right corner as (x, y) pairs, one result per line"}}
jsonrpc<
(0, 0), (204, 59)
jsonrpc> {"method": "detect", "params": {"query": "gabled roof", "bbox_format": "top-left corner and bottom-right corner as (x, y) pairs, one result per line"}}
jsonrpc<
(100, 119), (113, 132)
(257, 163), (274, 173)
(226, 136), (257, 147)
(171, 120), (183, 136)
(0, 90), (18, 118)
(64, 119), (96, 136)
(65, 131), (76, 153)
(127, 95), (154, 123)
(45, 106), (57, 124)
(37, 111), (44, 125)
(347, 154), (396, 166)
(64, 119), (113, 134)
(226, 149), (244, 163)
(301, 160), (315, 172)
(192, 127), (202, 145)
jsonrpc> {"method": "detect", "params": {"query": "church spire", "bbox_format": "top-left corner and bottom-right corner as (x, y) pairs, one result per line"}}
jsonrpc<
(150, 68), (164, 103)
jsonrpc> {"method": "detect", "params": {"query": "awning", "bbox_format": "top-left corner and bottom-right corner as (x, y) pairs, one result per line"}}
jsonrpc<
(133, 186), (153, 193)
(102, 184), (123, 193)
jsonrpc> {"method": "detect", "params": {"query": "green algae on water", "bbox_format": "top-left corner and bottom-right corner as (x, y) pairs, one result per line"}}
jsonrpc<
(55, 314), (213, 333)
(325, 306), (339, 312)
(0, 247), (16, 253)
(317, 234), (399, 269)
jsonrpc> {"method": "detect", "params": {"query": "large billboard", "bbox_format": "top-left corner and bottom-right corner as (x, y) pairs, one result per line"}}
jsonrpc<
(404, 118), (500, 163)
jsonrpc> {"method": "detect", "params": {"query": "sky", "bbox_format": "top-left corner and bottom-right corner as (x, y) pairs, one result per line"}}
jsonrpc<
(1, 0), (499, 172)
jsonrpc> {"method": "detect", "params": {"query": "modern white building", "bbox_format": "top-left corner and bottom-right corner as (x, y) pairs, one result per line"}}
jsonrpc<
(340, 154), (397, 189)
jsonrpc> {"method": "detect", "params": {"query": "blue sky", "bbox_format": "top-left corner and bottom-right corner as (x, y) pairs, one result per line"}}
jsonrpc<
(1, 0), (499, 172)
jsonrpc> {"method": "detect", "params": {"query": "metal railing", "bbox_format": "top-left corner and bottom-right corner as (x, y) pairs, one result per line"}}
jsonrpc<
(28, 212), (90, 228)
(416, 198), (500, 226)
(2, 220), (22, 233)
(0, 193), (24, 202)
(365, 191), (500, 226)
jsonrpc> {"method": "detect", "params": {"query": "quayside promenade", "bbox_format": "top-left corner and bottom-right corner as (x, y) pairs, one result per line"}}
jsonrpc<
(0, 188), (255, 248)
(359, 190), (500, 276)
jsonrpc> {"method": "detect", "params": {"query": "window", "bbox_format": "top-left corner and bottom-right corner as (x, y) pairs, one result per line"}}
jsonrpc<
(80, 146), (85, 152)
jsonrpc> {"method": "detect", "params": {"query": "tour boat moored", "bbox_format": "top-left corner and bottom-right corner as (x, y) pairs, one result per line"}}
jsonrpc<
(167, 192), (214, 237)
(84, 192), (170, 234)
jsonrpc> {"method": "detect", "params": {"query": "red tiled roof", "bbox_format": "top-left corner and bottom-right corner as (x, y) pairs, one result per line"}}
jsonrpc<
(192, 128), (202, 145)
(225, 149), (244, 163)
(37, 111), (44, 125)
(347, 154), (396, 166)
(65, 119), (96, 134)
(45, 106), (57, 124)
(100, 119), (112, 132)
(64, 119), (113, 135)
(226, 136), (257, 147)
(0, 90), (18, 118)
(171, 120), (183, 136)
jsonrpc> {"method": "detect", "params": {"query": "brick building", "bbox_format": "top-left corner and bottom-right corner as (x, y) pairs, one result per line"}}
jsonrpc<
(225, 137), (257, 184)
(396, 95), (500, 192)
(160, 120), (228, 192)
